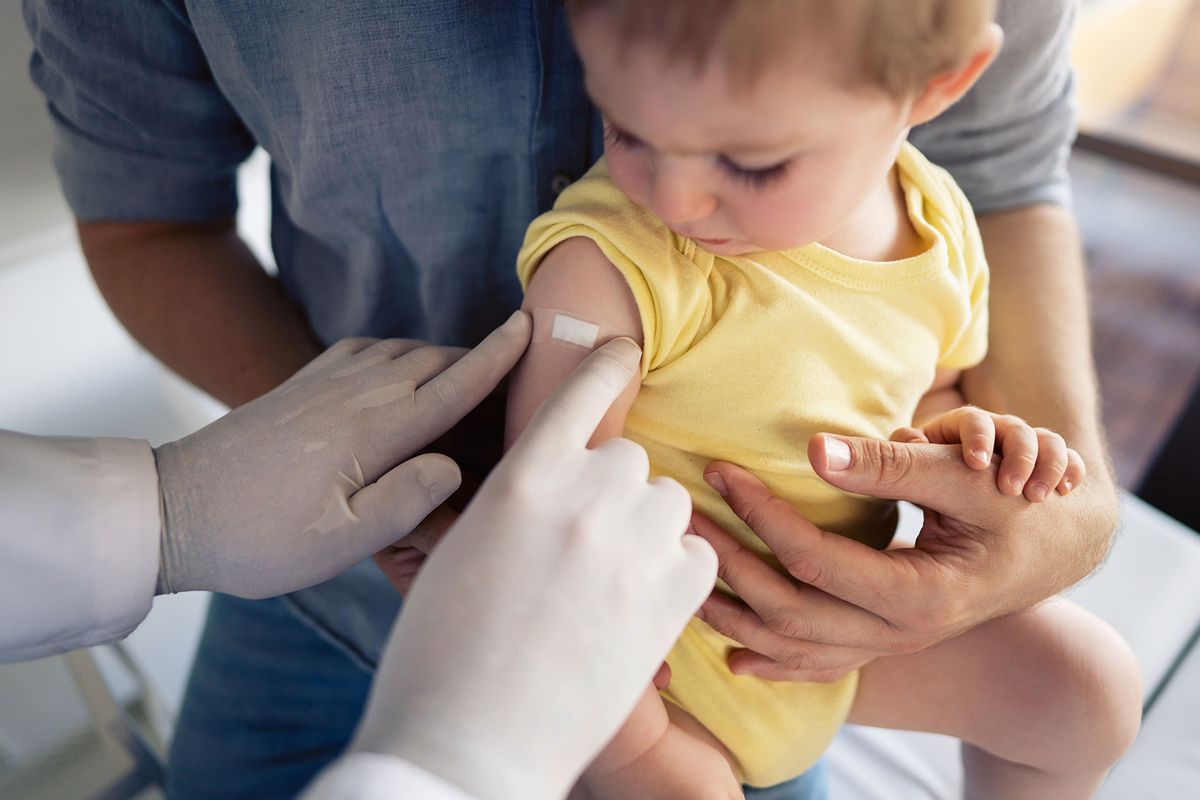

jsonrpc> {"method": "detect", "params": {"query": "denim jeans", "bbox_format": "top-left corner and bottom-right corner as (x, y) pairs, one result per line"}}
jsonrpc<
(166, 594), (373, 798)
(167, 591), (828, 799)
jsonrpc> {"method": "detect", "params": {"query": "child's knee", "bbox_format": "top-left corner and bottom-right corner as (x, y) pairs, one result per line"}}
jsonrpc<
(1025, 602), (1142, 770)
(1074, 627), (1141, 768)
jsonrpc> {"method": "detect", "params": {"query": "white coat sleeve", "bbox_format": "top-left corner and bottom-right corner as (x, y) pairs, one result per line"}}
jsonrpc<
(0, 430), (161, 662)
(301, 753), (477, 800)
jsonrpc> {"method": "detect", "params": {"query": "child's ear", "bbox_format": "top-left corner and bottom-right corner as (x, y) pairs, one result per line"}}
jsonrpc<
(906, 22), (1003, 127)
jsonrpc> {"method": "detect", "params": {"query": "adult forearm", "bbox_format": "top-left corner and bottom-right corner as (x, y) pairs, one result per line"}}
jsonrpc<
(77, 219), (322, 408)
(964, 204), (1118, 571)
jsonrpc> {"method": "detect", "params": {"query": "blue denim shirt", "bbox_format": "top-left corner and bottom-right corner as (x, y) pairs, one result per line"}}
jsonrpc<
(23, 1), (1077, 795)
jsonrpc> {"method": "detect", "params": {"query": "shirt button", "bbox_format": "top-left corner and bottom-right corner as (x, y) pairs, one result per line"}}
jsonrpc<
(550, 174), (573, 195)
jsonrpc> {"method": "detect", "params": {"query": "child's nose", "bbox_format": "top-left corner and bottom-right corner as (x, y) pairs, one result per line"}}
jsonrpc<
(648, 158), (717, 226)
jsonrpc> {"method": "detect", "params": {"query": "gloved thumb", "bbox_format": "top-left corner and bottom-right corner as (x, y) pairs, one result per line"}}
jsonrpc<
(808, 433), (983, 517)
(676, 533), (719, 606)
(348, 453), (462, 549)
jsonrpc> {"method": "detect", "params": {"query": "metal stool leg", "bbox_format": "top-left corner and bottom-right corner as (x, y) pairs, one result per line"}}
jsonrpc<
(63, 646), (170, 799)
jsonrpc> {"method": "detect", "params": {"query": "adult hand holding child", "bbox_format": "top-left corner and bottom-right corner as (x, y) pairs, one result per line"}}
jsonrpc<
(693, 430), (1111, 683)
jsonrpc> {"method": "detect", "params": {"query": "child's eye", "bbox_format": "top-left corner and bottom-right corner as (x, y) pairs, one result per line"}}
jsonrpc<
(603, 122), (642, 151)
(719, 155), (790, 191)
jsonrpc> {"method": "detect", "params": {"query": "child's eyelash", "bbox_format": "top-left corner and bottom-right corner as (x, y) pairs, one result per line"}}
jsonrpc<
(604, 121), (789, 191)
(603, 123), (641, 150)
(719, 156), (789, 190)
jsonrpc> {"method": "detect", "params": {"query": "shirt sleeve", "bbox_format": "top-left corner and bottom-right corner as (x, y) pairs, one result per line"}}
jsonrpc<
(908, 0), (1078, 213)
(22, 0), (256, 222)
(0, 431), (161, 663)
(517, 161), (711, 376)
(937, 184), (990, 371)
(301, 753), (476, 800)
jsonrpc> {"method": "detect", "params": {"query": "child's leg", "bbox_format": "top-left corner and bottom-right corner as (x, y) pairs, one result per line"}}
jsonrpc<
(850, 597), (1141, 800)
(573, 684), (744, 800)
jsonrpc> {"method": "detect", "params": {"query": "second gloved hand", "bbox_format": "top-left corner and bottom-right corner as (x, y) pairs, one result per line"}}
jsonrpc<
(152, 311), (530, 598)
(349, 339), (718, 800)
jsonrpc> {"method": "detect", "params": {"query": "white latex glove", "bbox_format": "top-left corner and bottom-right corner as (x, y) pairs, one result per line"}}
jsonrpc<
(349, 338), (718, 800)
(153, 311), (531, 598)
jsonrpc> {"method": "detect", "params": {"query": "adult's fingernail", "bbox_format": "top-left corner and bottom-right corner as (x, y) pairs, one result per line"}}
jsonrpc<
(1029, 481), (1049, 501)
(824, 436), (851, 471)
(1059, 480), (1074, 495)
(972, 449), (990, 466)
(704, 472), (728, 497)
(601, 337), (642, 370)
(504, 309), (527, 327)
(419, 461), (459, 502)
(1009, 475), (1026, 495)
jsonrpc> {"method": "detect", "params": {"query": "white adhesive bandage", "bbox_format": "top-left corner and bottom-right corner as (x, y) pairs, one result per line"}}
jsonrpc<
(531, 307), (602, 352)
(552, 313), (599, 348)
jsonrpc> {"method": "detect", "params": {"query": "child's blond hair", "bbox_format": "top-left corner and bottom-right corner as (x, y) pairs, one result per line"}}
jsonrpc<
(566, 0), (996, 97)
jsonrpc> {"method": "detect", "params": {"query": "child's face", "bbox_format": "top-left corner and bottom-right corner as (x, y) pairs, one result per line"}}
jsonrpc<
(574, 16), (915, 257)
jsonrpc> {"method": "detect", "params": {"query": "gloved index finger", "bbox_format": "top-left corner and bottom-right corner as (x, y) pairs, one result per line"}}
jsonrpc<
(351, 313), (529, 484)
(511, 338), (641, 466)
(399, 311), (530, 435)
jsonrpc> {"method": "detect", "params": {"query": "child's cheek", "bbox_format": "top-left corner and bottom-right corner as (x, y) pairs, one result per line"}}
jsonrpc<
(748, 189), (824, 250)
(605, 150), (652, 208)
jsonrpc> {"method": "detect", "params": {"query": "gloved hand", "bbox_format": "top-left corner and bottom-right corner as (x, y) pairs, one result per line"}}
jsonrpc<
(349, 338), (718, 800)
(152, 311), (530, 598)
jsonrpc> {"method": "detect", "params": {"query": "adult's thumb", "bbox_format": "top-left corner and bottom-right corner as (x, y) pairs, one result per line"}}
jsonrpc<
(808, 433), (983, 516)
(349, 453), (462, 549)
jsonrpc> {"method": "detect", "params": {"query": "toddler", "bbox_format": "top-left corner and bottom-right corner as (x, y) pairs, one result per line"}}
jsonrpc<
(505, 1), (1141, 797)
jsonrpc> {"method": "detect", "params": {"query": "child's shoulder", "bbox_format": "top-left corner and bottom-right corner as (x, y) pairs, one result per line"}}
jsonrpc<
(897, 141), (986, 277)
(896, 141), (975, 222)
(517, 158), (711, 294)
(517, 159), (715, 374)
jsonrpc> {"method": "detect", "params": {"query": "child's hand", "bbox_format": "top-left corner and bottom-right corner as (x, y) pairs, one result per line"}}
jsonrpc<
(890, 407), (1085, 502)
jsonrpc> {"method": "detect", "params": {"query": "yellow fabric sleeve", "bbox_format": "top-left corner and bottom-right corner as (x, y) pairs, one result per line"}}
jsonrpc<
(902, 149), (990, 370)
(939, 193), (989, 370)
(516, 160), (712, 376)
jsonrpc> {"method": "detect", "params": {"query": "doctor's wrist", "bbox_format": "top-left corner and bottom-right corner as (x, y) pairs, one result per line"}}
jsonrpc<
(151, 440), (196, 596)
(153, 445), (172, 596)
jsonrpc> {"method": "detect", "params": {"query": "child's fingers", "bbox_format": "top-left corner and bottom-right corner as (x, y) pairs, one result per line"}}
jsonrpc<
(994, 415), (1039, 496)
(925, 407), (994, 469)
(956, 408), (994, 470)
(1023, 428), (1068, 502)
(1057, 448), (1087, 495)
(890, 426), (928, 444)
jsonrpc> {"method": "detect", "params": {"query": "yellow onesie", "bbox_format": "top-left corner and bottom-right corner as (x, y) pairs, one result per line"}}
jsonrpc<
(516, 141), (989, 788)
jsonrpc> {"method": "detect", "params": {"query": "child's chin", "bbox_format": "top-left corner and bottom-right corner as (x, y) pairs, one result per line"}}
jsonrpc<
(694, 238), (758, 256)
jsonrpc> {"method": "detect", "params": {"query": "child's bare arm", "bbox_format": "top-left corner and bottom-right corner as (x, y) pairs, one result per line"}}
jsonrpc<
(506, 237), (643, 448)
